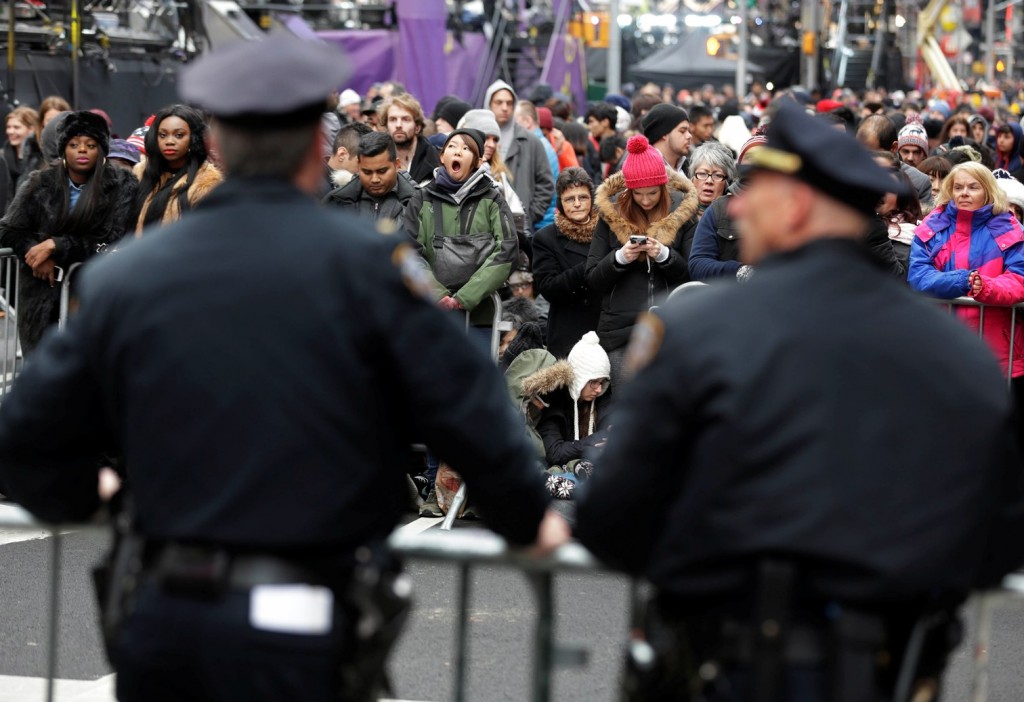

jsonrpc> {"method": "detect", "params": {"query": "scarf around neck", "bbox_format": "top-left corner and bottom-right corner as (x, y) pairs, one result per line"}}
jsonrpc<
(554, 210), (598, 244)
(433, 166), (467, 194)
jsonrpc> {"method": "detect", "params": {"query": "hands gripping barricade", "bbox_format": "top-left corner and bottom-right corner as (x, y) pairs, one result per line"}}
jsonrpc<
(0, 249), (84, 401)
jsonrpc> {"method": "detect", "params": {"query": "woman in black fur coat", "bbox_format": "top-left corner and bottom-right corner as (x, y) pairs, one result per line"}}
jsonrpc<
(0, 111), (139, 353)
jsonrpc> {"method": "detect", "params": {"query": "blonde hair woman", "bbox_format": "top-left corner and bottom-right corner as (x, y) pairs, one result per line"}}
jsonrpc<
(908, 161), (1024, 401)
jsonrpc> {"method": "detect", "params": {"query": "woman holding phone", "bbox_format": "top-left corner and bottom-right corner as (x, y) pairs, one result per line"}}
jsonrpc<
(586, 134), (696, 385)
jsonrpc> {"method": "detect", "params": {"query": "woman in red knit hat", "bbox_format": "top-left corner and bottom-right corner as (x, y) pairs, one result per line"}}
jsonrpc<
(585, 134), (697, 386)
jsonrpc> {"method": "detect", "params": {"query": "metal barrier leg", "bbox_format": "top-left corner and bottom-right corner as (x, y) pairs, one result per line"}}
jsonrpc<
(971, 593), (996, 702)
(1009, 310), (1017, 389)
(440, 483), (467, 531)
(529, 571), (554, 702)
(46, 529), (61, 702)
(453, 562), (471, 702)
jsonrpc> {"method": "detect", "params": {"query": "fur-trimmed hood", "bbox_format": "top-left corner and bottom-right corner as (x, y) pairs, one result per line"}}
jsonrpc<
(594, 168), (698, 246)
(521, 360), (574, 399)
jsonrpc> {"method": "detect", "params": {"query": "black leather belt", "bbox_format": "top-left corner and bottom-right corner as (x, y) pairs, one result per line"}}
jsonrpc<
(147, 543), (328, 598)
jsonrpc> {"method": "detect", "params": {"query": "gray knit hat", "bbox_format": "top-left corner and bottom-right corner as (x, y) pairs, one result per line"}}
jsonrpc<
(458, 109), (500, 139)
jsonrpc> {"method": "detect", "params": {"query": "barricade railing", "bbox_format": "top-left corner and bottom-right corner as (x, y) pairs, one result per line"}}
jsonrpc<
(0, 504), (89, 702)
(941, 296), (1024, 387)
(0, 505), (605, 702)
(4, 495), (1024, 700)
(666, 281), (1024, 386)
(0, 249), (84, 399)
(441, 291), (510, 529)
(387, 527), (605, 702)
(0, 249), (22, 398)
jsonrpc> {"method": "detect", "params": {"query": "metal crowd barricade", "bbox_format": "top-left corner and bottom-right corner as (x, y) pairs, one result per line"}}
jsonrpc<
(954, 300), (1024, 702)
(0, 250), (84, 400)
(388, 527), (602, 702)
(0, 506), (604, 702)
(942, 296), (1024, 387)
(0, 248), (22, 398)
(0, 504), (80, 702)
(57, 262), (84, 331)
(441, 291), (509, 530)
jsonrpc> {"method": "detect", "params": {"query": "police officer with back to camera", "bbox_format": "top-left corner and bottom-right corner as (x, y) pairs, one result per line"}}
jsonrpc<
(575, 99), (1024, 702)
(0, 36), (570, 702)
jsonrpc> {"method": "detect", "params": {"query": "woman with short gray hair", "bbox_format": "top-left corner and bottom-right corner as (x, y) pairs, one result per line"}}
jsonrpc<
(533, 167), (604, 358)
(687, 141), (737, 219)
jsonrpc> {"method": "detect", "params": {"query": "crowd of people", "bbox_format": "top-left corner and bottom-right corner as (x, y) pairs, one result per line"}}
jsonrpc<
(1, 76), (1024, 508)
(315, 77), (1024, 507)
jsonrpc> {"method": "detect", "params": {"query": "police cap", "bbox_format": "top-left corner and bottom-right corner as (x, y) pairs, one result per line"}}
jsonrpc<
(744, 99), (910, 214)
(179, 34), (351, 128)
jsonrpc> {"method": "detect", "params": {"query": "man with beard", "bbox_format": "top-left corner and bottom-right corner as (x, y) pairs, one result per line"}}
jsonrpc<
(641, 103), (691, 171)
(378, 93), (438, 185)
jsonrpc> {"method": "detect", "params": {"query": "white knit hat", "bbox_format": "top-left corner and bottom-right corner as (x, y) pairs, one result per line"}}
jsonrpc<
(339, 89), (361, 107)
(994, 170), (1024, 211)
(567, 332), (610, 401)
(566, 332), (610, 441)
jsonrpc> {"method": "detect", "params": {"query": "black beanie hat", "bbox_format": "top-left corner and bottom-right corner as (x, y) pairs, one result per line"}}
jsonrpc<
(443, 128), (485, 158)
(641, 104), (689, 146)
(438, 99), (472, 130)
(58, 110), (111, 155)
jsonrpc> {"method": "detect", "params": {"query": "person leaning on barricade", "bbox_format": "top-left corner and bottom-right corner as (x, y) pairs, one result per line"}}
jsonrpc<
(0, 35), (569, 702)
(0, 110), (138, 355)
(907, 161), (1024, 438)
(576, 99), (1024, 702)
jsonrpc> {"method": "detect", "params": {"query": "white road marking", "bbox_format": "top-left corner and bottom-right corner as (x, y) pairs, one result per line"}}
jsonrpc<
(0, 504), (52, 546)
(0, 674), (115, 701)
(0, 504), (75, 546)
(394, 517), (443, 536)
(0, 675), (433, 702)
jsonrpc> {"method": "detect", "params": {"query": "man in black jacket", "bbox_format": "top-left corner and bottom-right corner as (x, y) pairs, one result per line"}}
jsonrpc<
(576, 100), (1024, 701)
(323, 131), (418, 228)
(0, 35), (569, 702)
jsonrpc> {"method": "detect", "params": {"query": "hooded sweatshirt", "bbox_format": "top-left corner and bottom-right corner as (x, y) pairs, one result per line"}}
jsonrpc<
(483, 79), (518, 160)
(995, 122), (1024, 176)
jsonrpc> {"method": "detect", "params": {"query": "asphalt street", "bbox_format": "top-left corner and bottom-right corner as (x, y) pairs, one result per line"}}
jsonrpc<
(1, 507), (1023, 701)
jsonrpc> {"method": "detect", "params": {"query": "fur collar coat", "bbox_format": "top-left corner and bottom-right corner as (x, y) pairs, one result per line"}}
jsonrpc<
(593, 169), (698, 247)
(134, 160), (223, 235)
(0, 164), (139, 353)
(584, 167), (697, 352)
(521, 359), (614, 467)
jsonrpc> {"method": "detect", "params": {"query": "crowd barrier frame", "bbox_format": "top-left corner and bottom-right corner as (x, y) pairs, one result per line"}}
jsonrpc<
(4, 279), (1024, 701)
(440, 291), (509, 530)
(0, 249), (22, 398)
(3, 502), (1024, 702)
(667, 281), (1024, 386)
